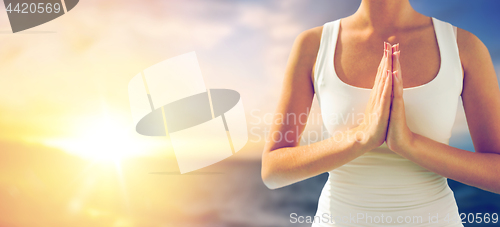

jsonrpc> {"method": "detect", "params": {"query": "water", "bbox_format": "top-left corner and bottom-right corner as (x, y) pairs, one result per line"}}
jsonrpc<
(164, 160), (500, 227)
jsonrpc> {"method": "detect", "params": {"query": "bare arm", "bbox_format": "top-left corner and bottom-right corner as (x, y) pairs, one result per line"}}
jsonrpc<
(386, 28), (500, 194)
(261, 28), (394, 189)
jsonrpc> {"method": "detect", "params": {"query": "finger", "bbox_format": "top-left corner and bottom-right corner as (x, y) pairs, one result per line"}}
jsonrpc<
(393, 50), (401, 78)
(376, 65), (391, 107)
(392, 43), (399, 53)
(371, 43), (389, 104)
(374, 42), (391, 105)
(380, 70), (393, 112)
(392, 70), (403, 99)
(375, 49), (387, 103)
(391, 70), (404, 117)
(379, 49), (391, 99)
(381, 42), (392, 85)
(374, 42), (389, 89)
(391, 48), (401, 100)
(385, 46), (393, 75)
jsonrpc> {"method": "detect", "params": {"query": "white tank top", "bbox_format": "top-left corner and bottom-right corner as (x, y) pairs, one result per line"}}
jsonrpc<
(312, 18), (463, 227)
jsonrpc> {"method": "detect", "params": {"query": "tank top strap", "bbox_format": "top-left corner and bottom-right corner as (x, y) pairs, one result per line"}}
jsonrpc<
(313, 19), (340, 98)
(432, 17), (463, 94)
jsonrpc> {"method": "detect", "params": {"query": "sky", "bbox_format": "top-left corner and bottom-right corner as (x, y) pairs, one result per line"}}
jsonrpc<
(0, 0), (500, 158)
(0, 0), (499, 226)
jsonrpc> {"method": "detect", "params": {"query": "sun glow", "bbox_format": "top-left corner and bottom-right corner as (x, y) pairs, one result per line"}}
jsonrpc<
(44, 110), (168, 162)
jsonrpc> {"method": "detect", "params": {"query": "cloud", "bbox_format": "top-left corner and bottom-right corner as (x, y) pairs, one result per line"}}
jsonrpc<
(234, 1), (307, 93)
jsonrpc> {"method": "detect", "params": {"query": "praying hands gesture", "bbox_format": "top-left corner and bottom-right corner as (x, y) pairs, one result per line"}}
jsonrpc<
(358, 41), (415, 153)
(384, 42), (415, 153)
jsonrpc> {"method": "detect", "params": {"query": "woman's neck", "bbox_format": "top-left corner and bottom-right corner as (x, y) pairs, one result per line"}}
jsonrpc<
(350, 0), (424, 31)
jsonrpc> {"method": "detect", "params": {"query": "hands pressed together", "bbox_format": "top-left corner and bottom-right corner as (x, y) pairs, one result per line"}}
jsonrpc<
(357, 42), (415, 153)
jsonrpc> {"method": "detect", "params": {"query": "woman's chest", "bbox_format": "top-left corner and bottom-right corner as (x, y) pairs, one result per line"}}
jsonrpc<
(334, 28), (441, 89)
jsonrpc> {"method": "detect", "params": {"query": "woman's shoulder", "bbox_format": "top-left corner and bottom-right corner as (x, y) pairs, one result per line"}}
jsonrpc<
(285, 25), (325, 84)
(294, 25), (323, 51)
(456, 27), (490, 72)
(288, 25), (324, 65)
(292, 19), (341, 54)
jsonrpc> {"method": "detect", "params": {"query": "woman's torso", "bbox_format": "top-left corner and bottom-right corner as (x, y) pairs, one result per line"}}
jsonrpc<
(311, 17), (463, 227)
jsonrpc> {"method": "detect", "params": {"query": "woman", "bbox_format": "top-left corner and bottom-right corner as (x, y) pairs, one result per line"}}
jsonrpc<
(261, 0), (500, 226)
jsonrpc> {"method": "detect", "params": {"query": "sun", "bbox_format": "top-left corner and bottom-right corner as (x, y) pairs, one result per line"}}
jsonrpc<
(44, 110), (167, 162)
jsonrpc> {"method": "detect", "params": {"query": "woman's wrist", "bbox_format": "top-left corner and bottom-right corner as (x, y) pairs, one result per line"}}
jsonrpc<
(388, 131), (418, 157)
(345, 126), (378, 153)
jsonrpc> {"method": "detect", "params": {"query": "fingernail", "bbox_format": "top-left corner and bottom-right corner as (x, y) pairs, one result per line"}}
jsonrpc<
(384, 42), (387, 50)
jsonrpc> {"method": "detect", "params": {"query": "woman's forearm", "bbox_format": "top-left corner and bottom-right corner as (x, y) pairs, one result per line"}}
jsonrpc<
(396, 133), (500, 194)
(261, 128), (370, 189)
